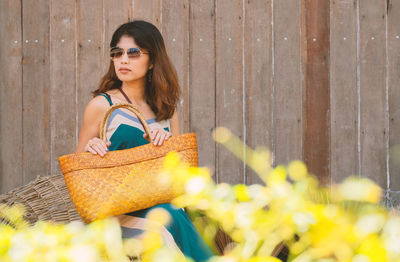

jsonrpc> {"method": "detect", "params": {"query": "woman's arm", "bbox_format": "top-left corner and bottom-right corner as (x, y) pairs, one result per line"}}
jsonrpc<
(169, 108), (180, 136)
(75, 96), (109, 154)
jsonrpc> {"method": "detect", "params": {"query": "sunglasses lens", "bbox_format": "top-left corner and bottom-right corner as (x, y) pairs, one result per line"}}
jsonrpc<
(127, 48), (141, 58)
(110, 48), (123, 59)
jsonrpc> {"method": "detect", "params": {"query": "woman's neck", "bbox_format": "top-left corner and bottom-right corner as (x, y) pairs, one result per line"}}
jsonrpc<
(120, 80), (146, 104)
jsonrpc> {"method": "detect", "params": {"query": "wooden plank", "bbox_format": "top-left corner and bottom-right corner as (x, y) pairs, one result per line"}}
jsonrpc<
(132, 0), (162, 29)
(188, 0), (216, 175)
(388, 0), (400, 190)
(76, 0), (104, 139)
(162, 1), (190, 133)
(215, 0), (244, 184)
(102, 0), (132, 74)
(274, 0), (303, 168)
(359, 0), (387, 188)
(0, 0), (23, 193)
(22, 0), (50, 184)
(302, 0), (330, 185)
(244, 0), (273, 185)
(330, 0), (358, 183)
(49, 0), (77, 174)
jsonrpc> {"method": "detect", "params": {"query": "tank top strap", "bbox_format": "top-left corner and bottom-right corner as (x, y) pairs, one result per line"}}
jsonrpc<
(96, 93), (113, 106)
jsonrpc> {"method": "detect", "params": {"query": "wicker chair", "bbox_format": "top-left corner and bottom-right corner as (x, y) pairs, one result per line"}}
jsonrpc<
(0, 175), (81, 224)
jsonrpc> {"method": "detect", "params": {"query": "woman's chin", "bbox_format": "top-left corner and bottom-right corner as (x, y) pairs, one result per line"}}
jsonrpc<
(118, 75), (146, 83)
(117, 75), (135, 82)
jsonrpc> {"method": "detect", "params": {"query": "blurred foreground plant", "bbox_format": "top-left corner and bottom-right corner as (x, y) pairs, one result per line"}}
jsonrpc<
(1, 127), (400, 261)
(0, 203), (129, 261)
(161, 127), (400, 262)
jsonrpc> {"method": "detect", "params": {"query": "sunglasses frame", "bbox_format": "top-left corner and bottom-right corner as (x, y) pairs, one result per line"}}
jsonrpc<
(110, 46), (150, 60)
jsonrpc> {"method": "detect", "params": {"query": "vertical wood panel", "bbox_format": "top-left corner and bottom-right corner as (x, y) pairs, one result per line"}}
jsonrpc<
(189, 0), (216, 174)
(330, 0), (358, 183)
(162, 1), (190, 133)
(102, 0), (132, 74)
(76, 0), (104, 137)
(359, 0), (387, 187)
(0, 0), (23, 193)
(132, 0), (162, 29)
(49, 0), (77, 174)
(274, 0), (303, 167)
(22, 0), (50, 183)
(388, 0), (400, 190)
(244, 0), (273, 185)
(302, 0), (331, 184)
(215, 0), (244, 184)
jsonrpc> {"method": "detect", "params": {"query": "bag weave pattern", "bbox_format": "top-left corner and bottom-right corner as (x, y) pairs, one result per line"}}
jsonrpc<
(58, 103), (198, 223)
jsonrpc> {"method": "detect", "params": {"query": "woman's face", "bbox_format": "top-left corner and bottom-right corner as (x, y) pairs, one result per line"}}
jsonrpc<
(113, 35), (153, 83)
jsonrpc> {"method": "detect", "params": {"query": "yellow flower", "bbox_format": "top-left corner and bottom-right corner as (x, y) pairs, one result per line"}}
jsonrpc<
(267, 166), (287, 186)
(243, 256), (282, 262)
(357, 234), (388, 262)
(337, 177), (382, 203)
(288, 161), (308, 182)
(233, 185), (251, 202)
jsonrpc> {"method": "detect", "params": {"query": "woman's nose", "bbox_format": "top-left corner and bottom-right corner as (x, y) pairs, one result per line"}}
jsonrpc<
(121, 52), (129, 63)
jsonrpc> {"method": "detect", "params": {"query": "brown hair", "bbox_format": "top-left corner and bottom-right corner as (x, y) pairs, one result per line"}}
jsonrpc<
(93, 20), (180, 121)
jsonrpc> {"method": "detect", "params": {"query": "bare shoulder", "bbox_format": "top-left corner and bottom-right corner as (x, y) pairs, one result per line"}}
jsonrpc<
(82, 95), (111, 123)
(86, 95), (110, 113)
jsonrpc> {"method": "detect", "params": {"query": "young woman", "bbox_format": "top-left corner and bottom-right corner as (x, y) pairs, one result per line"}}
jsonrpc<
(75, 20), (213, 261)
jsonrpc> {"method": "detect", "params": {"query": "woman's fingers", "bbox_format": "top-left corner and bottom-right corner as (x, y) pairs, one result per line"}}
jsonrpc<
(153, 131), (161, 145)
(85, 138), (110, 156)
(99, 140), (109, 152)
(150, 129), (172, 146)
(91, 143), (106, 157)
(158, 132), (166, 145)
(151, 129), (159, 141)
(87, 146), (98, 155)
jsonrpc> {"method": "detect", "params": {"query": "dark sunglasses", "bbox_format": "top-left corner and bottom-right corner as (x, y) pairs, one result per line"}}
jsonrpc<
(110, 47), (150, 60)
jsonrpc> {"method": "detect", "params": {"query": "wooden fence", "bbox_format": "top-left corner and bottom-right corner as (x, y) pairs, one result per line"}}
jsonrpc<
(1, 0), (400, 205)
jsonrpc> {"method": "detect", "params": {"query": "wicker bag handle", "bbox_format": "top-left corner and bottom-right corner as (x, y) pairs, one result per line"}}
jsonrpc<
(99, 103), (153, 142)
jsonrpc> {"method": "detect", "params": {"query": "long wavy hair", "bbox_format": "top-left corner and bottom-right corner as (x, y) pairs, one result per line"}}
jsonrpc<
(93, 20), (180, 121)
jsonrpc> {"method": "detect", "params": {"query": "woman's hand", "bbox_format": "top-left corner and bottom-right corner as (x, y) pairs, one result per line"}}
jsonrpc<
(85, 137), (111, 157)
(143, 128), (172, 146)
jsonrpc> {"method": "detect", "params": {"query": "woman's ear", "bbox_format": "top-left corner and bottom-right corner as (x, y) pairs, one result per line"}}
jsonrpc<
(149, 64), (154, 70)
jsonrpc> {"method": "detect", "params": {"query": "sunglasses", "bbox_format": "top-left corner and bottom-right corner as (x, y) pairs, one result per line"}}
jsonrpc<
(110, 47), (150, 60)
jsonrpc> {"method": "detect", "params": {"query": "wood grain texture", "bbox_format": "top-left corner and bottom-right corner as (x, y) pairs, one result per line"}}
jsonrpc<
(0, 0), (23, 193)
(273, 0), (303, 168)
(49, 0), (77, 175)
(302, 0), (331, 184)
(388, 0), (400, 190)
(22, 0), (50, 184)
(76, 0), (103, 140)
(189, 0), (216, 175)
(162, 0), (190, 133)
(215, 0), (244, 184)
(132, 0), (162, 29)
(244, 0), (273, 185)
(330, 0), (358, 183)
(359, 0), (387, 187)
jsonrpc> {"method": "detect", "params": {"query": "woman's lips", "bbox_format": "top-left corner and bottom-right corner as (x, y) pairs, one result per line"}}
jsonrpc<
(119, 69), (131, 74)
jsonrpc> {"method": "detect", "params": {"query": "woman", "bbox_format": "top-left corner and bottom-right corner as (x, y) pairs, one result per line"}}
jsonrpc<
(75, 20), (214, 261)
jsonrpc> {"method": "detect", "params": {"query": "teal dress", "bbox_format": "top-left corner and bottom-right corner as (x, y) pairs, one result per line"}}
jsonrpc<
(97, 93), (214, 262)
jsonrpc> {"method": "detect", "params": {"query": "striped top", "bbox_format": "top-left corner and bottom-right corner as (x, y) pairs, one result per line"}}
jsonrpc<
(97, 93), (170, 151)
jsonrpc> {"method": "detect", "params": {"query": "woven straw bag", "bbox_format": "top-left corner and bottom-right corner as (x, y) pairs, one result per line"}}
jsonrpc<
(58, 103), (198, 223)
